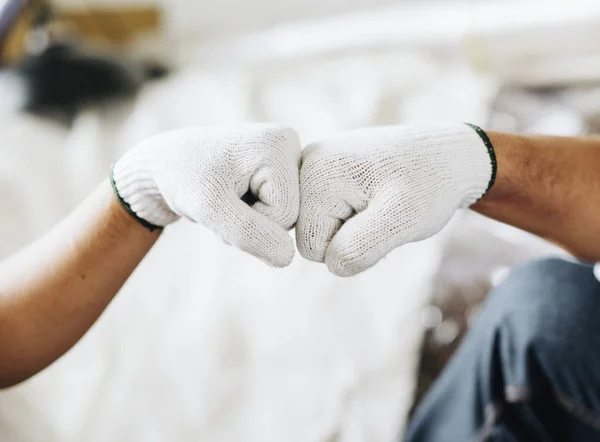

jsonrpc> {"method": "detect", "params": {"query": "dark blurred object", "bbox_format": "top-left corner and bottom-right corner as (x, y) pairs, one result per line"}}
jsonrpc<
(411, 82), (600, 412)
(411, 229), (497, 412)
(0, 0), (168, 124)
(14, 42), (168, 123)
(488, 85), (590, 136)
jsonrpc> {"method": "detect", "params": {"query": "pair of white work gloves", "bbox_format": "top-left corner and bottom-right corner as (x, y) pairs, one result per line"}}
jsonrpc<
(112, 123), (496, 277)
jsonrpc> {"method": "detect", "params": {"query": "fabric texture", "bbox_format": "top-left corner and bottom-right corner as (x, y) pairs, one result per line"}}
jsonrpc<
(297, 123), (494, 277)
(406, 258), (600, 442)
(112, 124), (301, 267)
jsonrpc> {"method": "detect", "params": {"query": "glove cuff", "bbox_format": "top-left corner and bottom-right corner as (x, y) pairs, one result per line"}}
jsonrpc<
(465, 123), (497, 194)
(443, 123), (497, 208)
(109, 168), (163, 232)
(111, 147), (179, 229)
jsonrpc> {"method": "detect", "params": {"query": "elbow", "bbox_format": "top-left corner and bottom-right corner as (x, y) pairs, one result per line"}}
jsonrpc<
(0, 381), (17, 390)
(0, 372), (31, 390)
(561, 245), (600, 264)
(0, 379), (23, 390)
(0, 346), (40, 389)
(0, 340), (37, 389)
(571, 252), (600, 265)
(0, 313), (36, 389)
(544, 237), (600, 264)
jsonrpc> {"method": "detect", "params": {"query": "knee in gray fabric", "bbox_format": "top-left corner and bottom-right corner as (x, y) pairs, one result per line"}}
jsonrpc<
(486, 258), (600, 396)
(489, 257), (597, 315)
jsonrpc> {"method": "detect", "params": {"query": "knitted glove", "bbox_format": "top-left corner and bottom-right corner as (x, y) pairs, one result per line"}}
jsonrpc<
(297, 124), (496, 277)
(111, 124), (301, 267)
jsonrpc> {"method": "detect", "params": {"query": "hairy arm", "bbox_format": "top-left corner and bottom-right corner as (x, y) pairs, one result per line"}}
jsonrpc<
(472, 132), (600, 261)
(0, 180), (160, 388)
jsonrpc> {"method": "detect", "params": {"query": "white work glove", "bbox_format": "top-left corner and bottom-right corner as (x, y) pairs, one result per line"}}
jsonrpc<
(111, 124), (301, 267)
(297, 124), (496, 277)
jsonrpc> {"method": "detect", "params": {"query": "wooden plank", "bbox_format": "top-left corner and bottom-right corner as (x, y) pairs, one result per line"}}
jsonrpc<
(58, 6), (162, 46)
(0, 0), (45, 64)
(0, 3), (162, 65)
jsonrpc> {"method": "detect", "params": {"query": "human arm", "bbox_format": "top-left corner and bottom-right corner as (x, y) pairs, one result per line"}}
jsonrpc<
(472, 131), (600, 262)
(0, 124), (301, 388)
(296, 124), (600, 277)
(0, 181), (159, 388)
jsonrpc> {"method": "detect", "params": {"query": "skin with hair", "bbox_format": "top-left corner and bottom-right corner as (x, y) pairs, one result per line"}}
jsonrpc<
(473, 132), (600, 262)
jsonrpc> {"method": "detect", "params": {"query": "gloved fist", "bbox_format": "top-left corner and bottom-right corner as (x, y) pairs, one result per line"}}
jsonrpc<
(297, 124), (496, 277)
(112, 124), (301, 267)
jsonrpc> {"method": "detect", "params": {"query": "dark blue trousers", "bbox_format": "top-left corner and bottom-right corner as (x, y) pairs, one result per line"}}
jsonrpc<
(406, 258), (600, 441)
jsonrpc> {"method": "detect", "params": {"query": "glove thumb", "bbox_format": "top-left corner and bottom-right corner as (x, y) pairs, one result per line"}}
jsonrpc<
(324, 198), (415, 277)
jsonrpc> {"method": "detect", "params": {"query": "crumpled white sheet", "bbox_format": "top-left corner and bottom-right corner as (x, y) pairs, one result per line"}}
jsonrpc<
(0, 46), (495, 442)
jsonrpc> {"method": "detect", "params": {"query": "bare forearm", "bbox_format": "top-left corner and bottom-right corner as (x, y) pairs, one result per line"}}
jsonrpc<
(472, 131), (600, 261)
(0, 180), (159, 388)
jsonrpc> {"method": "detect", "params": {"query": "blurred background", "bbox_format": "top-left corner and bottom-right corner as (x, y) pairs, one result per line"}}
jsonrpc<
(0, 0), (598, 440)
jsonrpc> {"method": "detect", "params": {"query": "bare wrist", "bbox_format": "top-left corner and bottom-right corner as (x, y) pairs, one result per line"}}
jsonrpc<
(472, 131), (527, 207)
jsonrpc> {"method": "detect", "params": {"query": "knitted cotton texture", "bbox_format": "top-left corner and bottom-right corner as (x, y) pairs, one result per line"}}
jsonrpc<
(297, 124), (494, 277)
(112, 124), (301, 267)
